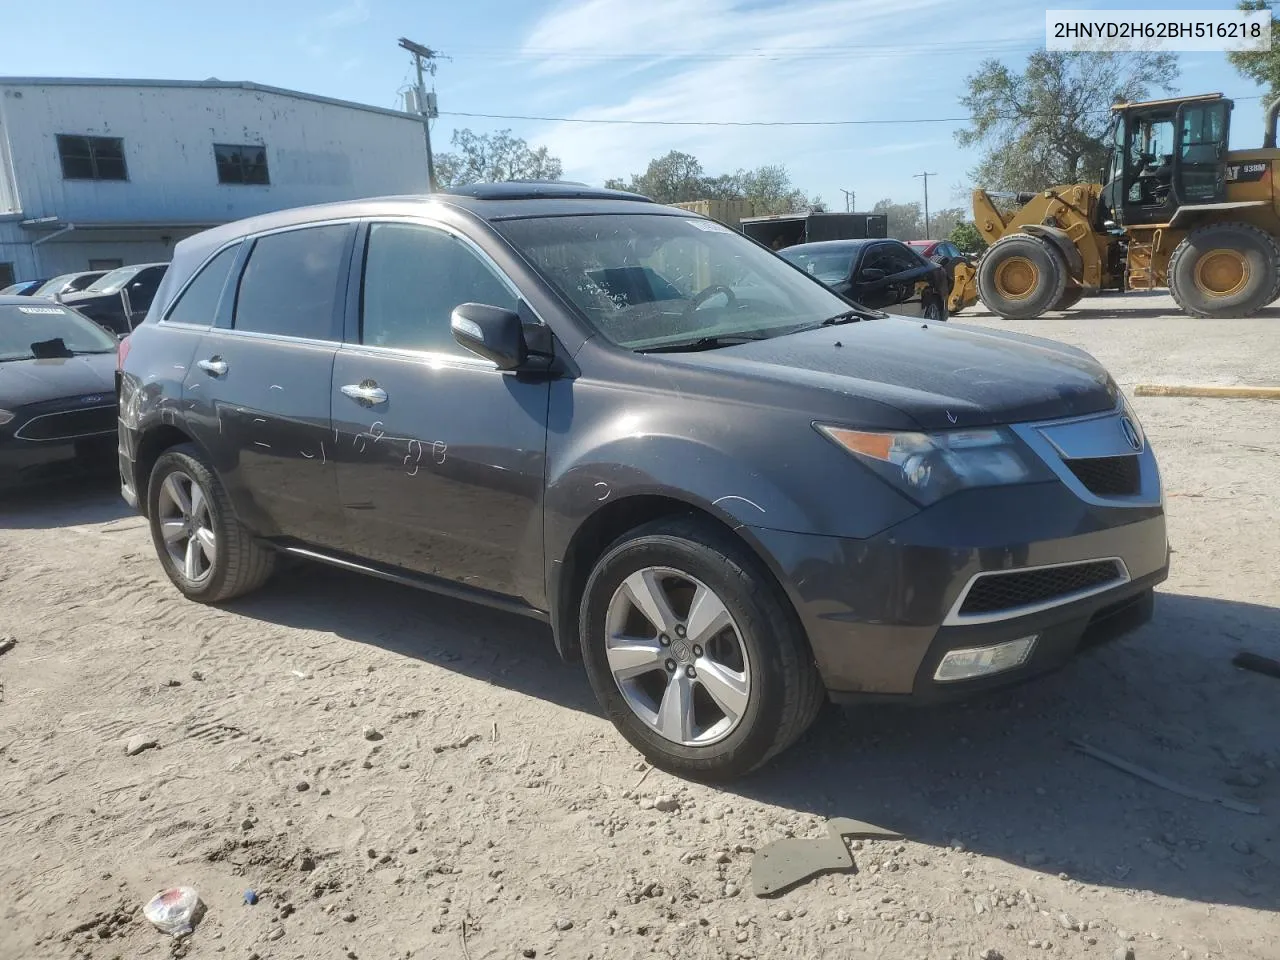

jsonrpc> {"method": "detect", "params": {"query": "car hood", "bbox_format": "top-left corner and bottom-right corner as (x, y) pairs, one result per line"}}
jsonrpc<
(664, 317), (1118, 429)
(0, 354), (118, 408)
(62, 290), (118, 307)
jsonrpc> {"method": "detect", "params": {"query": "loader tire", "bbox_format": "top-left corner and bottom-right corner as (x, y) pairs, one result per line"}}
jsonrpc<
(1050, 285), (1085, 312)
(1168, 222), (1280, 318)
(977, 234), (1069, 320)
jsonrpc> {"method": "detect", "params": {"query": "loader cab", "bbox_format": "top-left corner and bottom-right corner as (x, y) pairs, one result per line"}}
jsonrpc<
(1103, 94), (1232, 228)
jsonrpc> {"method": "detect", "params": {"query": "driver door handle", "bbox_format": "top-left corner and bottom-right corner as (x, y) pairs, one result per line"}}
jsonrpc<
(197, 357), (228, 376)
(341, 382), (388, 405)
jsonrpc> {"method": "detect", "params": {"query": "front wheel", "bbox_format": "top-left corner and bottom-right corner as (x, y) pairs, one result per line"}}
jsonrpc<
(579, 517), (823, 780)
(977, 234), (1069, 319)
(147, 444), (276, 603)
(1168, 222), (1280, 318)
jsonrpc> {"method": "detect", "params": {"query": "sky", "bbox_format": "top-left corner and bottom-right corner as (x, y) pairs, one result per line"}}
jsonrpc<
(1, 0), (1266, 213)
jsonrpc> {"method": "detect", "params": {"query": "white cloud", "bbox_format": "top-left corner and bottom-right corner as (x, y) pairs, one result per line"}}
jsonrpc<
(512, 0), (1044, 201)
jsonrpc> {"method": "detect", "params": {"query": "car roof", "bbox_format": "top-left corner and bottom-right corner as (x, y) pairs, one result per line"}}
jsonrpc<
(175, 183), (688, 255)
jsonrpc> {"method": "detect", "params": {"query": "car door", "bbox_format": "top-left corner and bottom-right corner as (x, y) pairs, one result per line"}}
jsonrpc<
(182, 221), (354, 547)
(331, 218), (549, 599)
(853, 242), (936, 316)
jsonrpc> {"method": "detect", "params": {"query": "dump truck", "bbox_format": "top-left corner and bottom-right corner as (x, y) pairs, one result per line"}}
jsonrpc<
(971, 92), (1280, 320)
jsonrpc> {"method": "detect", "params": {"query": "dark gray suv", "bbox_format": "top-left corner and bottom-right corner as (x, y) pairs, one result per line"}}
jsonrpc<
(117, 183), (1169, 779)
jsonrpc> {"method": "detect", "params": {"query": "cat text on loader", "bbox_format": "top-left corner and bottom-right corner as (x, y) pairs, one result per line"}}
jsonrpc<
(972, 93), (1280, 319)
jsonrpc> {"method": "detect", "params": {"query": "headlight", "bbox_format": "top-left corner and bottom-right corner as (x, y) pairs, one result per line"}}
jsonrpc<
(816, 423), (1044, 505)
(0, 409), (14, 426)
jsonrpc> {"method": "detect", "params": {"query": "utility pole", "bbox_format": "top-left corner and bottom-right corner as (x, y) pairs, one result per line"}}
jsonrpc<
(914, 171), (937, 239)
(839, 188), (855, 213)
(399, 37), (441, 192)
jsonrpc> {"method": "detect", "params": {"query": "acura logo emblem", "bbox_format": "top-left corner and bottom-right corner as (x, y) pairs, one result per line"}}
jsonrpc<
(1119, 417), (1142, 452)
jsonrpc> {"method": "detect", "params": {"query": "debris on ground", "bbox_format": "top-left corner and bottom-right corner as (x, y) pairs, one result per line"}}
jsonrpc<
(125, 735), (158, 757)
(142, 887), (203, 937)
(0, 637), (16, 656)
(1069, 739), (1261, 815)
(752, 816), (903, 897)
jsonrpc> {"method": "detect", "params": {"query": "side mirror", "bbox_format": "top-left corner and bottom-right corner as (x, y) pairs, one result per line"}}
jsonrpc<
(451, 302), (527, 370)
(859, 267), (887, 283)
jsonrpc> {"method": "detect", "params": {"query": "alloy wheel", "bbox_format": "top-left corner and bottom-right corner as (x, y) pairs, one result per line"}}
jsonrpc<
(604, 566), (752, 747)
(157, 471), (216, 583)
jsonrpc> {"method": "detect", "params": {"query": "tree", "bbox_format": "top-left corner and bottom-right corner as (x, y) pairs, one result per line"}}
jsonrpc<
(927, 206), (967, 243)
(435, 129), (563, 187)
(1228, 1), (1280, 109)
(955, 50), (1179, 192)
(872, 199), (925, 240)
(606, 154), (820, 213)
(949, 221), (988, 255)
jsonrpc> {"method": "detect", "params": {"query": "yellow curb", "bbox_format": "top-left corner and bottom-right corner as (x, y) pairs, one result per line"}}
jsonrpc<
(1133, 384), (1280, 399)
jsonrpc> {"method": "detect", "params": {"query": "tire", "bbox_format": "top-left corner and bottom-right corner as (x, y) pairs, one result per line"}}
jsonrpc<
(579, 516), (824, 780)
(977, 234), (1069, 320)
(923, 295), (948, 322)
(1167, 222), (1280, 318)
(1050, 285), (1085, 312)
(147, 444), (276, 603)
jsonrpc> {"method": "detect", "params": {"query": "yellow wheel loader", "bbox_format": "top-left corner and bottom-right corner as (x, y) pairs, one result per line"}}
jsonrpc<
(969, 93), (1280, 320)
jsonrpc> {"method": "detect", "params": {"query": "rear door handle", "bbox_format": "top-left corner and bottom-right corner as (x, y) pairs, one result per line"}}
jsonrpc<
(341, 382), (388, 405)
(197, 357), (228, 376)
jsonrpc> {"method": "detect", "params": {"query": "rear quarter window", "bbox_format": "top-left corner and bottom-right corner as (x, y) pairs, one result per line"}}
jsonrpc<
(165, 245), (241, 326)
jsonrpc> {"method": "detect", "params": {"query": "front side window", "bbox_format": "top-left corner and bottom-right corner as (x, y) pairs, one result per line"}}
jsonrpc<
(496, 214), (854, 351)
(167, 245), (241, 325)
(56, 134), (127, 181)
(215, 143), (270, 185)
(864, 244), (923, 275)
(0, 303), (118, 361)
(361, 222), (518, 355)
(233, 225), (350, 340)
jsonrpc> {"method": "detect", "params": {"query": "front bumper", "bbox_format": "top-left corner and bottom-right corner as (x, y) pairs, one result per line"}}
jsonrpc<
(743, 479), (1169, 700)
(0, 404), (118, 488)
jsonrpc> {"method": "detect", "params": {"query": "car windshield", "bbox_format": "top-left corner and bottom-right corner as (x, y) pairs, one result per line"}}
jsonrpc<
(84, 265), (142, 294)
(0, 303), (118, 361)
(496, 214), (857, 350)
(777, 248), (857, 284)
(31, 274), (75, 298)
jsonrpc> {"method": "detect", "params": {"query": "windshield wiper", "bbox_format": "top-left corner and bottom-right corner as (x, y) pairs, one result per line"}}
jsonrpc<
(638, 334), (765, 354)
(820, 307), (880, 325)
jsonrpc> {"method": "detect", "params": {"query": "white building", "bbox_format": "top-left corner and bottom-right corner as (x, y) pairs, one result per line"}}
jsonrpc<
(0, 77), (431, 286)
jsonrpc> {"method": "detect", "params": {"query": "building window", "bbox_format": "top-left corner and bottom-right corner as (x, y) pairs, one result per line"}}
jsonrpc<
(0, 262), (14, 288)
(56, 135), (127, 181)
(89, 259), (124, 271)
(214, 144), (270, 185)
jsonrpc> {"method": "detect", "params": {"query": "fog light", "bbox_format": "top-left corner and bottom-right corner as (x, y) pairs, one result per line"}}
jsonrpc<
(933, 636), (1038, 682)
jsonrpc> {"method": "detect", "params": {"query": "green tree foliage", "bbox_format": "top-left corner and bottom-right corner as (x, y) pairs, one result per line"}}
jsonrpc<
(956, 50), (1178, 192)
(872, 199), (924, 240)
(606, 151), (821, 214)
(436, 129), (563, 187)
(948, 221), (988, 254)
(1227, 1), (1280, 109)
(927, 206), (967, 242)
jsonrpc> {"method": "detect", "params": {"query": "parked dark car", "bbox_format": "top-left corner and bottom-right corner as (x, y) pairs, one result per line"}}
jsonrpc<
(30, 271), (109, 301)
(118, 184), (1168, 778)
(1, 297), (120, 486)
(1, 279), (52, 296)
(63, 262), (168, 335)
(780, 238), (950, 321)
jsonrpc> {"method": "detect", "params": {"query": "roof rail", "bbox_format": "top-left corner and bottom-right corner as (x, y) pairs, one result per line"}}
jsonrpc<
(439, 182), (653, 202)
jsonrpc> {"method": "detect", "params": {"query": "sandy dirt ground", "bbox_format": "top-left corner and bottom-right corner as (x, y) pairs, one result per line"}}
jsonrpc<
(1, 292), (1278, 960)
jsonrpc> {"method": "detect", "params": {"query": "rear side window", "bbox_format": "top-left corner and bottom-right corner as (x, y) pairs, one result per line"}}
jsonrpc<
(234, 224), (351, 340)
(166, 245), (240, 325)
(361, 222), (517, 355)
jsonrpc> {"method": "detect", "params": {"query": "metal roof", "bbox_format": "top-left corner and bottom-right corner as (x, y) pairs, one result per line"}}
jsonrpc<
(0, 76), (422, 122)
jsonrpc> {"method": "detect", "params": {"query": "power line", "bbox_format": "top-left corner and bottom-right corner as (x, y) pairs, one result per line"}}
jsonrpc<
(443, 96), (1262, 128)
(435, 38), (1043, 62)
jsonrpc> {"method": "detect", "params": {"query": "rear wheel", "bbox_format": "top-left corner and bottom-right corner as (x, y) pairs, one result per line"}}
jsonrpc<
(1050, 285), (1085, 312)
(1168, 222), (1280, 318)
(977, 234), (1069, 319)
(579, 517), (823, 780)
(147, 444), (276, 603)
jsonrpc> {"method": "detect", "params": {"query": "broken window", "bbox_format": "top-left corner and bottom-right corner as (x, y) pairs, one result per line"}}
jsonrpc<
(56, 135), (127, 181)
